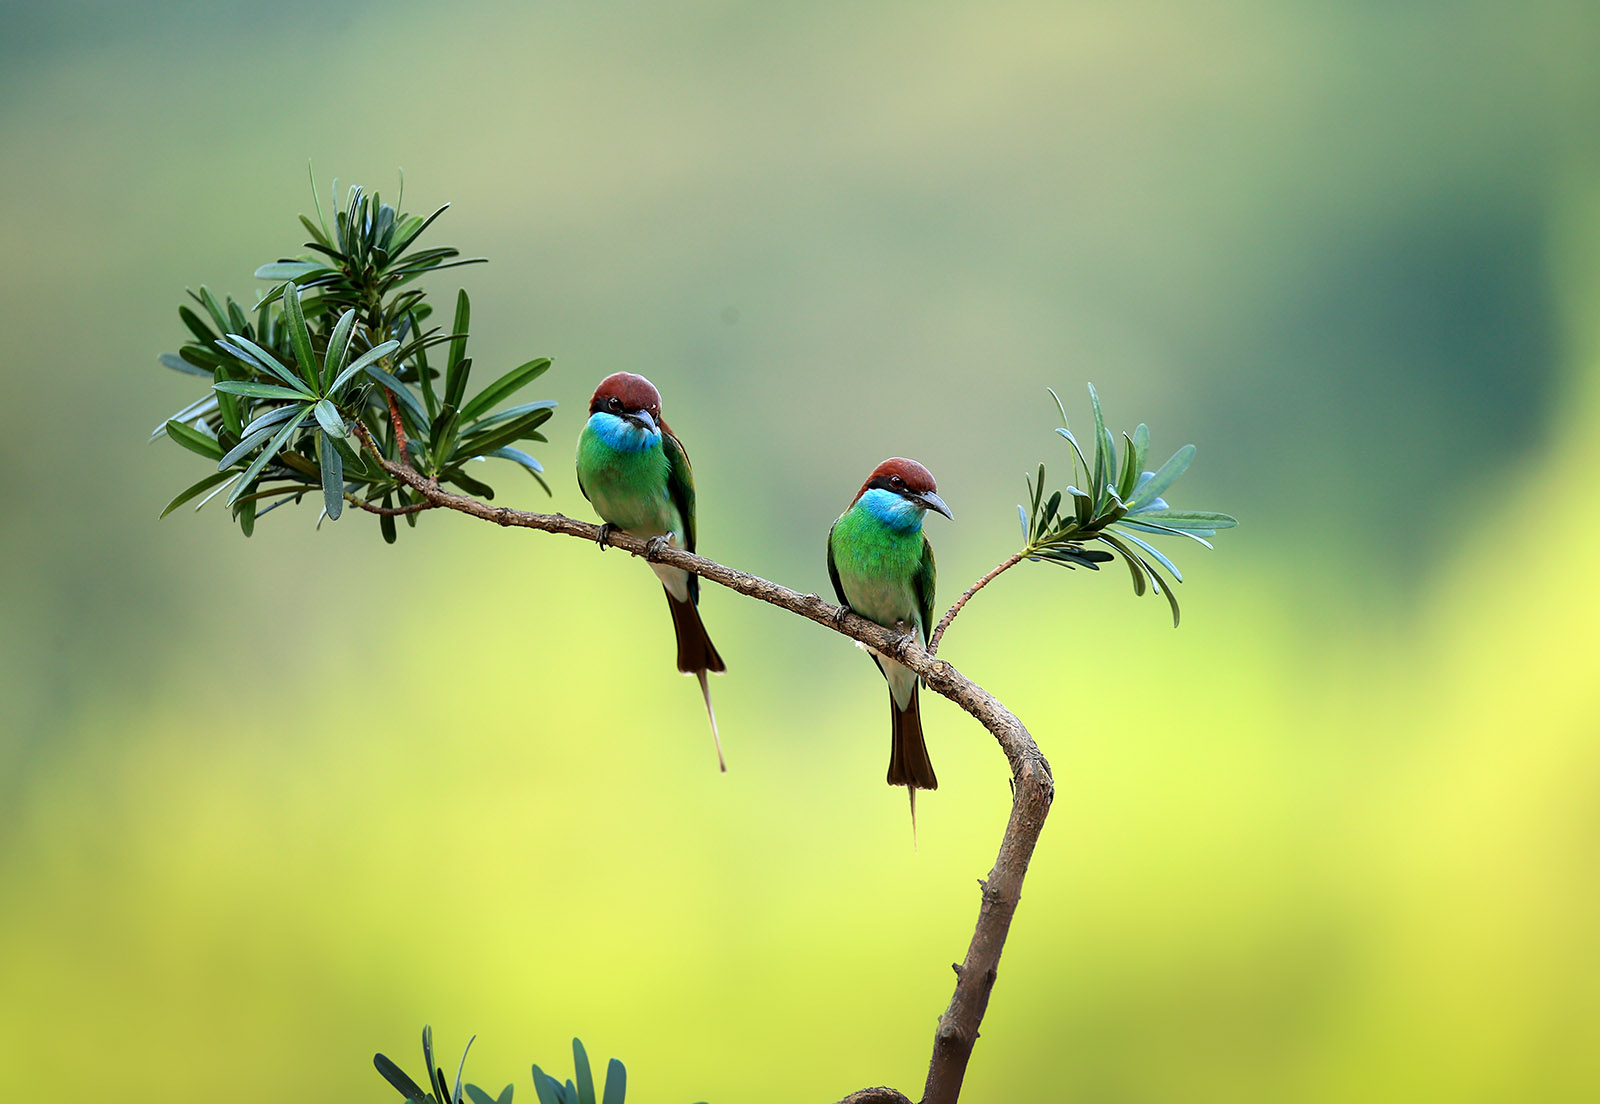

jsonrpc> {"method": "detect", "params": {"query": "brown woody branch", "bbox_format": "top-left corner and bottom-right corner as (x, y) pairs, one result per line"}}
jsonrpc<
(352, 423), (1052, 1104)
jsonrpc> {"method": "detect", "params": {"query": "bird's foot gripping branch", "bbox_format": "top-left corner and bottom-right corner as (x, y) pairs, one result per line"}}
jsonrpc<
(151, 179), (1235, 1104)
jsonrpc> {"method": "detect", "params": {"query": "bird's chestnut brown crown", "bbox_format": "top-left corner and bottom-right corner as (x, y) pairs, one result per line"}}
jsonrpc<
(855, 457), (939, 503)
(589, 372), (663, 420)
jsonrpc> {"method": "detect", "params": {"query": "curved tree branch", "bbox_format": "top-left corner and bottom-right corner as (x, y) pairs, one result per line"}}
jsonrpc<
(353, 423), (1052, 1103)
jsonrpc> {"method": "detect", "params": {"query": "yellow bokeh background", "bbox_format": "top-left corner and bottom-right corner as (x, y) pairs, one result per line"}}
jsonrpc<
(2, 3), (1597, 1101)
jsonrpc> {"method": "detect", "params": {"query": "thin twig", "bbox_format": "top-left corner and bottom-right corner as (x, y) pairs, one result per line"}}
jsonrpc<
(345, 493), (435, 516)
(352, 423), (1052, 1104)
(927, 551), (1025, 656)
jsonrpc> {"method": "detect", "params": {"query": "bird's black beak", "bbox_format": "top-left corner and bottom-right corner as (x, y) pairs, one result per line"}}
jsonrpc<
(917, 491), (953, 520)
(624, 408), (658, 434)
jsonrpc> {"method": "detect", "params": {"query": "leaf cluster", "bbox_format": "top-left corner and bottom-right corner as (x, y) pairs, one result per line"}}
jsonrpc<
(1017, 384), (1237, 625)
(154, 177), (556, 538)
(374, 1026), (707, 1104)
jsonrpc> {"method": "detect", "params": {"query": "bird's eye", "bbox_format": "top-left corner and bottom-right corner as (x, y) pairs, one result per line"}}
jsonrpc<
(890, 475), (903, 488)
(608, 396), (622, 410)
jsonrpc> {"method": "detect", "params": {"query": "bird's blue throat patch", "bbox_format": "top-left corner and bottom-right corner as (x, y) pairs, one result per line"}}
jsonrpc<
(858, 488), (926, 532)
(587, 410), (661, 453)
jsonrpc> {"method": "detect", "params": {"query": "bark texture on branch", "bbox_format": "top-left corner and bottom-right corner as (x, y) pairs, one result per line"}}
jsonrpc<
(834, 1090), (915, 1104)
(356, 427), (1053, 1103)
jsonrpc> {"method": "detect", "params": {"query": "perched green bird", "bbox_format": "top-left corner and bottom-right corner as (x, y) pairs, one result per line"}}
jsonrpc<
(576, 372), (726, 770)
(827, 458), (952, 829)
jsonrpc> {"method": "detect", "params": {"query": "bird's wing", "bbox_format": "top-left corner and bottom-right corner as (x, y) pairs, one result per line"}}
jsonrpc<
(663, 429), (697, 553)
(574, 429), (592, 504)
(915, 534), (937, 646)
(826, 520), (848, 609)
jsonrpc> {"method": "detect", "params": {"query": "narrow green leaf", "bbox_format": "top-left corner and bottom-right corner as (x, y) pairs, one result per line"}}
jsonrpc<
(452, 1035), (476, 1104)
(487, 446), (544, 474)
(1069, 486), (1093, 525)
(197, 286), (229, 334)
(331, 339), (402, 394)
(1131, 422), (1150, 473)
(445, 289), (471, 408)
(1047, 385), (1071, 430)
(323, 308), (357, 392)
(1034, 490), (1061, 540)
(374, 1054), (427, 1101)
(1130, 509), (1238, 529)
(159, 471), (234, 518)
(217, 336), (311, 394)
(464, 399), (558, 433)
(1118, 432), (1140, 500)
(1113, 527), (1184, 582)
(299, 212), (330, 249)
(388, 203), (449, 259)
(280, 282), (319, 387)
(1125, 444), (1196, 511)
(431, 405), (461, 461)
(410, 311), (439, 417)
(1098, 532), (1149, 597)
(455, 407), (553, 458)
(380, 494), (397, 544)
(179, 305), (216, 344)
(374, 203), (397, 250)
(600, 1059), (624, 1104)
(1087, 382), (1108, 500)
(1117, 518), (1215, 547)
(1142, 556), (1182, 627)
(164, 419), (224, 460)
(219, 414), (300, 469)
(529, 1066), (562, 1104)
(213, 380), (309, 400)
(239, 404), (301, 441)
(223, 296), (248, 338)
(1099, 426), (1118, 508)
(159, 352), (209, 377)
(458, 358), (552, 422)
(1055, 427), (1090, 481)
(228, 408), (307, 505)
(465, 1088), (496, 1104)
(572, 1039), (595, 1104)
(314, 399), (348, 438)
(1017, 503), (1029, 542)
(444, 357), (472, 415)
(442, 466), (495, 499)
(255, 261), (328, 283)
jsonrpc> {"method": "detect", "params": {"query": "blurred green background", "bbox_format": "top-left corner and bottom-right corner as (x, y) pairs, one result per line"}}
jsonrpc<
(3, 2), (1598, 1100)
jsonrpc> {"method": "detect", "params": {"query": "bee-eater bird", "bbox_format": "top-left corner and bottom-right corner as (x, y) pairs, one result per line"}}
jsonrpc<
(576, 372), (727, 770)
(827, 458), (952, 831)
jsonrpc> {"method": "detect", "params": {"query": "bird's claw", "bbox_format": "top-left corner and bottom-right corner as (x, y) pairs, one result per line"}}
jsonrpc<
(596, 523), (615, 550)
(832, 604), (851, 628)
(894, 619), (914, 660)
(644, 535), (670, 560)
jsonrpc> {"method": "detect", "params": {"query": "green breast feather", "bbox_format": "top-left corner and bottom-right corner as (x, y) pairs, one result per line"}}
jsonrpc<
(827, 506), (937, 643)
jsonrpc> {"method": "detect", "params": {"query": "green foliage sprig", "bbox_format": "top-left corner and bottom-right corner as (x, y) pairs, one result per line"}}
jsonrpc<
(153, 178), (556, 539)
(1018, 385), (1237, 625)
(374, 1026), (707, 1104)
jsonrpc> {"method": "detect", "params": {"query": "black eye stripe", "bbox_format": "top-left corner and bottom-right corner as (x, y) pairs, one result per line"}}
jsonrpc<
(866, 474), (924, 495)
